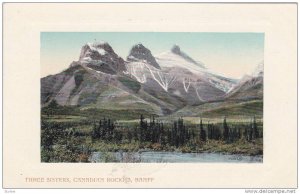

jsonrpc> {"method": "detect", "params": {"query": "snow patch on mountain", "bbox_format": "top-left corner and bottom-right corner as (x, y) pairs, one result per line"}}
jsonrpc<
(156, 51), (205, 73)
(85, 42), (107, 55)
(183, 78), (192, 93)
(155, 50), (234, 92)
(124, 61), (176, 92)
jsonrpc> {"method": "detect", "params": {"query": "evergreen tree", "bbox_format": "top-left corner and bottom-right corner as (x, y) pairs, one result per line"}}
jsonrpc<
(139, 114), (146, 142)
(223, 117), (229, 142)
(199, 119), (206, 142)
(249, 118), (253, 141)
(253, 116), (259, 139)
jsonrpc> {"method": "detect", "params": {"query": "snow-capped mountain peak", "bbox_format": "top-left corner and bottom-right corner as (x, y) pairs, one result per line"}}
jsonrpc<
(155, 51), (204, 74)
(170, 45), (206, 68)
(79, 41), (114, 61)
(77, 41), (126, 74)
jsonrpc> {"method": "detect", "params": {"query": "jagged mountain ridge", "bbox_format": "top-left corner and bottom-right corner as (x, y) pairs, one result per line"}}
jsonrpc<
(125, 44), (236, 102)
(170, 45), (206, 68)
(41, 42), (263, 116)
(127, 43), (161, 69)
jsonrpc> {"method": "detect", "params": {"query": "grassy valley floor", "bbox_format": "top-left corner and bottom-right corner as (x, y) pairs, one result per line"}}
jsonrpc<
(41, 110), (263, 162)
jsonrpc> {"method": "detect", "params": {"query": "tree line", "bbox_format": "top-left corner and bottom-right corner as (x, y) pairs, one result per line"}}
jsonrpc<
(91, 115), (262, 147)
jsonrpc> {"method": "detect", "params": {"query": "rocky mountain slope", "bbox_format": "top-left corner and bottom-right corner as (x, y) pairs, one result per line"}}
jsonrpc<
(41, 42), (263, 117)
(225, 62), (263, 100)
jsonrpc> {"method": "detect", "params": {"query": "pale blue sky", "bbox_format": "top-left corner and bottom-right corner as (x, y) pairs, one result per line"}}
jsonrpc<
(41, 32), (264, 79)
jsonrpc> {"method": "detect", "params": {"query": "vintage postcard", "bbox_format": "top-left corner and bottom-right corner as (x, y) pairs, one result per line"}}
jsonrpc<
(3, 3), (297, 189)
(41, 32), (264, 163)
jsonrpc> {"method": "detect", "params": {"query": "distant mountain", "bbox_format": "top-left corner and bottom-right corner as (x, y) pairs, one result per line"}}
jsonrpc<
(41, 41), (262, 117)
(156, 45), (235, 91)
(156, 46), (205, 74)
(225, 62), (263, 100)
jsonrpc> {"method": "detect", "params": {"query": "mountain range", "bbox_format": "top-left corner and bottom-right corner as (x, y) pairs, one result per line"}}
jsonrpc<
(41, 41), (263, 117)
